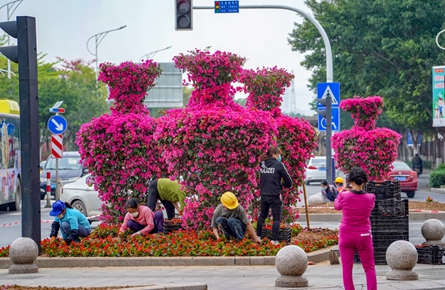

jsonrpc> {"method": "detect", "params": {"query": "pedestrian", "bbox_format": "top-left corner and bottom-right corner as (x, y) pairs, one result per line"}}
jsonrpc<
(49, 200), (92, 245)
(146, 178), (187, 220)
(411, 153), (423, 174)
(334, 177), (345, 193)
(334, 167), (377, 290)
(256, 147), (293, 245)
(321, 179), (338, 202)
(211, 191), (261, 244)
(119, 198), (164, 237)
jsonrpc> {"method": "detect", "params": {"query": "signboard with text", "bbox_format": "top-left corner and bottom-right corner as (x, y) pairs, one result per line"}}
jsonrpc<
(433, 66), (445, 127)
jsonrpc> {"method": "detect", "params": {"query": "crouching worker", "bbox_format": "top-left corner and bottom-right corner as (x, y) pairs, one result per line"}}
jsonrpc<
(211, 191), (261, 244)
(119, 198), (164, 237)
(49, 200), (92, 245)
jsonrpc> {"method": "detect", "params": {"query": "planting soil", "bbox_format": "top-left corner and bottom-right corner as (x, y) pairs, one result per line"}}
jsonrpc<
(298, 201), (445, 214)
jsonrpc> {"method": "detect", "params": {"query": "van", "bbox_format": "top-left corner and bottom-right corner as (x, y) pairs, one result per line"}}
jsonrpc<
(39, 151), (87, 199)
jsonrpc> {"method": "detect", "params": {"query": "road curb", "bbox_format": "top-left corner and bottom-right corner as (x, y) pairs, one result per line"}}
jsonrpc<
(0, 245), (338, 269)
(123, 283), (208, 290)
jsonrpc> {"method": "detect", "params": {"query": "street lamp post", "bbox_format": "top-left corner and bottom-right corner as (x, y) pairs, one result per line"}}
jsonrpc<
(0, 0), (23, 79)
(86, 25), (127, 84)
(140, 45), (172, 62)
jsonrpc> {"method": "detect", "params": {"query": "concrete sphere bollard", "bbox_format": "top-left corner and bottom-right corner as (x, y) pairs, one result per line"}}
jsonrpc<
(275, 245), (308, 287)
(386, 240), (418, 280)
(9, 237), (39, 274)
(308, 194), (323, 206)
(421, 219), (445, 247)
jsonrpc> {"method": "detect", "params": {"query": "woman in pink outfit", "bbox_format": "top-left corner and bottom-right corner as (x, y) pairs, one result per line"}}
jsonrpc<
(334, 167), (377, 290)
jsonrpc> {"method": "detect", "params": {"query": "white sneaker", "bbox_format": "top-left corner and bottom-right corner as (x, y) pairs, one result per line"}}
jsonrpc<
(271, 240), (280, 245)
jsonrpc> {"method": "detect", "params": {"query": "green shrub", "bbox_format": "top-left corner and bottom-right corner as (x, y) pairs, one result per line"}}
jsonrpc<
(423, 160), (434, 170)
(429, 167), (445, 188)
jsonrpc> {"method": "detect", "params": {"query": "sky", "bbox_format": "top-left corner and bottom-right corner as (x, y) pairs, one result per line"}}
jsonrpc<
(6, 0), (317, 115)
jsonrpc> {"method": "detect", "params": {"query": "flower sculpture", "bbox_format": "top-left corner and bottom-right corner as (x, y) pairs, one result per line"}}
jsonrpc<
(155, 49), (277, 229)
(240, 67), (317, 222)
(76, 60), (165, 224)
(332, 96), (401, 180)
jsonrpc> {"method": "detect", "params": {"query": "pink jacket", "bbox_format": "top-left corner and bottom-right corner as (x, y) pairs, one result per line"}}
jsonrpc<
(119, 205), (155, 235)
(334, 190), (375, 232)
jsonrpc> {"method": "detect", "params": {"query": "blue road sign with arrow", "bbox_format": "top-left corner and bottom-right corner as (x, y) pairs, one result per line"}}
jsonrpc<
(48, 115), (67, 134)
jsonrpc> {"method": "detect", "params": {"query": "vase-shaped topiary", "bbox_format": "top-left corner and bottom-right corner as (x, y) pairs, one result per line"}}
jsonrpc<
(332, 96), (401, 181)
(155, 49), (277, 229)
(240, 66), (317, 223)
(76, 60), (165, 224)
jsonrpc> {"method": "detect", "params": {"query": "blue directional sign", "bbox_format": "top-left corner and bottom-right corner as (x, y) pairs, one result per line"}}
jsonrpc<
(48, 115), (68, 135)
(318, 107), (340, 132)
(215, 1), (239, 13)
(317, 82), (340, 109)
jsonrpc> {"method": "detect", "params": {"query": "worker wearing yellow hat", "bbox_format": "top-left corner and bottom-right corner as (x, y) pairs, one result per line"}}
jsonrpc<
(211, 191), (261, 244)
(334, 177), (345, 193)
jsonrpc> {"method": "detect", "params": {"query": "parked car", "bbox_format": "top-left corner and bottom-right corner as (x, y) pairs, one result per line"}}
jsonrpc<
(388, 160), (418, 198)
(39, 151), (87, 200)
(304, 156), (345, 185)
(60, 174), (102, 219)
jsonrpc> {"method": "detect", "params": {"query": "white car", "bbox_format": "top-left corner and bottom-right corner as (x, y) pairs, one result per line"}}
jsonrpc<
(60, 174), (102, 220)
(304, 156), (346, 185)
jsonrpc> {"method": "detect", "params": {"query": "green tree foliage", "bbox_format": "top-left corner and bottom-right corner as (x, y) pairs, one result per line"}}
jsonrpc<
(288, 0), (443, 133)
(0, 55), (109, 156)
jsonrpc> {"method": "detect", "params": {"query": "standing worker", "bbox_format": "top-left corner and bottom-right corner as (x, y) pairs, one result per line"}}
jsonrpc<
(147, 178), (187, 220)
(334, 167), (377, 290)
(256, 147), (293, 245)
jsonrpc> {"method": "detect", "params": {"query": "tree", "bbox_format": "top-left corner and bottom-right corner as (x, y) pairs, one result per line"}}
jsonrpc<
(288, 0), (443, 139)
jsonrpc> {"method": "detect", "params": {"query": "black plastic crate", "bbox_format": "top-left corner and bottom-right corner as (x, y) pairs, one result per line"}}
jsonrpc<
(372, 198), (408, 217)
(372, 232), (409, 247)
(416, 245), (445, 265)
(260, 227), (291, 244)
(163, 220), (182, 235)
(370, 215), (409, 232)
(354, 248), (387, 265)
(366, 180), (401, 200)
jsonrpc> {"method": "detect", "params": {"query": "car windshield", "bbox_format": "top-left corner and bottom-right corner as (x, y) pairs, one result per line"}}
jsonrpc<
(45, 156), (82, 170)
(392, 161), (411, 170)
(311, 158), (326, 165)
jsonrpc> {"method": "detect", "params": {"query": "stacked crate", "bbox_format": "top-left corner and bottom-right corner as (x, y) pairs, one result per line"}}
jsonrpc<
(356, 180), (409, 265)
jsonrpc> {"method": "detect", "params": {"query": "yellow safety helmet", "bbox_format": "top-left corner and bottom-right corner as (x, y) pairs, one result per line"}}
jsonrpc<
(220, 191), (239, 210)
(334, 177), (344, 184)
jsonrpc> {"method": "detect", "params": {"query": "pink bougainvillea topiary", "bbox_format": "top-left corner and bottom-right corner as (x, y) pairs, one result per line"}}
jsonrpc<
(241, 67), (317, 223)
(155, 49), (277, 229)
(76, 60), (165, 224)
(332, 96), (401, 180)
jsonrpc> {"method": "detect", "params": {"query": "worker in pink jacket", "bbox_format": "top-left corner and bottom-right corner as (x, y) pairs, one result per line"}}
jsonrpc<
(119, 198), (164, 236)
(334, 167), (377, 290)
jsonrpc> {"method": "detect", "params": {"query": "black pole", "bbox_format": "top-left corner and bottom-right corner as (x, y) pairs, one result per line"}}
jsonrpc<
(18, 16), (41, 252)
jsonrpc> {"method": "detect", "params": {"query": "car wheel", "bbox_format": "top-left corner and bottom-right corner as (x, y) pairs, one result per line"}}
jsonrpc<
(406, 191), (415, 198)
(9, 179), (21, 211)
(72, 200), (88, 217)
(306, 180), (310, 185)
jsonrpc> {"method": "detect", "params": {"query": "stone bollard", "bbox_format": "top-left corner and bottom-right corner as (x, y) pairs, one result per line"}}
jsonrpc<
(275, 245), (308, 287)
(9, 237), (39, 274)
(421, 219), (445, 247)
(386, 240), (418, 280)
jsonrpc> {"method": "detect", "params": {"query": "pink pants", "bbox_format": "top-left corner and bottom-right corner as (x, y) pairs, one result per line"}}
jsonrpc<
(338, 229), (377, 290)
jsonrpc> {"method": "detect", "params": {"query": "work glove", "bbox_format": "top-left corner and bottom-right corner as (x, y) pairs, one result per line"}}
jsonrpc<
(50, 221), (60, 238)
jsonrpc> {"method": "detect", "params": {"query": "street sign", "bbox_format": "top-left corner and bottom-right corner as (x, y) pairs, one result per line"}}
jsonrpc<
(215, 1), (239, 13)
(51, 134), (63, 159)
(317, 82), (340, 109)
(48, 115), (67, 135)
(318, 107), (340, 132)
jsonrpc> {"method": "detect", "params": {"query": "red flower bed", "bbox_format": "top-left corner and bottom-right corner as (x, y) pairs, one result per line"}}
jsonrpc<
(0, 224), (337, 258)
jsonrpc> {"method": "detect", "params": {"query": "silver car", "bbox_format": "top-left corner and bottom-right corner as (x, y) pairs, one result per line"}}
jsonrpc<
(304, 156), (346, 185)
(60, 174), (102, 220)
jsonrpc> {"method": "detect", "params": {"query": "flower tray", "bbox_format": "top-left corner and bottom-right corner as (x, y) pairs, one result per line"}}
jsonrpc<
(416, 245), (445, 265)
(366, 180), (401, 200)
(163, 219), (182, 235)
(260, 227), (291, 244)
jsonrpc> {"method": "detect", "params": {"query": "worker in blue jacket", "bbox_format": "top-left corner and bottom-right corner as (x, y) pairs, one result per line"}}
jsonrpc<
(49, 200), (91, 245)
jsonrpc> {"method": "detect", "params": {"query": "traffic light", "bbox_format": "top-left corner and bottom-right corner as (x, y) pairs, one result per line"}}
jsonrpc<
(317, 97), (328, 118)
(176, 0), (192, 31)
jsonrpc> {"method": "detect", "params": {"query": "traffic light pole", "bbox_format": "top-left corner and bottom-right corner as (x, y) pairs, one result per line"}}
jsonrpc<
(194, 4), (334, 182)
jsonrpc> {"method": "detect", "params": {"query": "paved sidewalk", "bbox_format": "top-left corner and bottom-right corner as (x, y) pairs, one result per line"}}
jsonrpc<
(1, 261), (445, 289)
